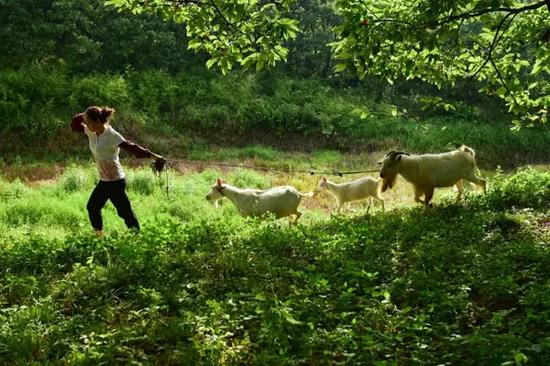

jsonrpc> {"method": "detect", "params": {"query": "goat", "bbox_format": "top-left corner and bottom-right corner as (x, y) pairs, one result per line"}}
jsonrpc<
(206, 178), (313, 222)
(378, 145), (487, 208)
(316, 176), (385, 213)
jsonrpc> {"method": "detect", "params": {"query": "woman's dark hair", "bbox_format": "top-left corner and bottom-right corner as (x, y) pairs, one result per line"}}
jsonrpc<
(85, 106), (115, 124)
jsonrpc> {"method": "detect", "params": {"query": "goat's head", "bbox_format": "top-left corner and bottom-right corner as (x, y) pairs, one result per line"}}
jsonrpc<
(312, 176), (329, 197)
(206, 177), (227, 201)
(377, 151), (409, 192)
(318, 176), (328, 190)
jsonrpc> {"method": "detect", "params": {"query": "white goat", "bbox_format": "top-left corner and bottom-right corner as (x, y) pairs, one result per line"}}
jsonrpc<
(316, 176), (385, 213)
(206, 178), (313, 222)
(378, 145), (487, 208)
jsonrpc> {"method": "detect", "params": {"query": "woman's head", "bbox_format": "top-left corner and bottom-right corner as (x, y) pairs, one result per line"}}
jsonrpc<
(84, 106), (115, 132)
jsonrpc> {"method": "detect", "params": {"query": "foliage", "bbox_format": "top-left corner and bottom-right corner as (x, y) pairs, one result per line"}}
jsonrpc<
(126, 168), (157, 196)
(285, 0), (341, 76)
(331, 0), (550, 125)
(98, 0), (549, 124)
(105, 0), (300, 75)
(1, 67), (549, 167)
(0, 167), (549, 364)
(0, 0), (197, 72)
(481, 167), (550, 209)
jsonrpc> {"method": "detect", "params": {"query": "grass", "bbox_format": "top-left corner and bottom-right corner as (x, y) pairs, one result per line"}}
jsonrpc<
(1, 158), (549, 364)
(0, 162), (488, 240)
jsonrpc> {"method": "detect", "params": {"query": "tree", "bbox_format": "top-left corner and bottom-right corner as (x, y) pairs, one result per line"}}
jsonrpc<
(0, 0), (198, 73)
(106, 0), (549, 125)
(285, 0), (341, 76)
(331, 0), (550, 125)
(105, 0), (300, 75)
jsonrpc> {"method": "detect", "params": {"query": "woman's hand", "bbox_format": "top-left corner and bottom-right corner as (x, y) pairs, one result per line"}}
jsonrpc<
(151, 155), (167, 174)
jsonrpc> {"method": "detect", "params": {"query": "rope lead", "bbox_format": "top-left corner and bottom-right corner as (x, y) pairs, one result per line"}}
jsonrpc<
(159, 158), (379, 177)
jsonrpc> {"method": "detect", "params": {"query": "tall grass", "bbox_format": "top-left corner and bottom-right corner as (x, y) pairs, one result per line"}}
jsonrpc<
(1, 66), (549, 167)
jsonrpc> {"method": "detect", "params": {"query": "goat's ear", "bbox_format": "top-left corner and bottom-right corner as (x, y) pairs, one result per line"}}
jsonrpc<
(216, 177), (223, 185)
(321, 176), (327, 182)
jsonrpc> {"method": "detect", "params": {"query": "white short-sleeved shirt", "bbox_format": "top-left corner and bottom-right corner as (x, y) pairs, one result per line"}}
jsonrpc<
(84, 125), (126, 181)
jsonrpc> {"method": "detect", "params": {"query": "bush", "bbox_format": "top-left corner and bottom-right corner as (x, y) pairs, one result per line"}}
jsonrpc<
(0, 179), (29, 203)
(68, 73), (131, 112)
(2, 66), (550, 169)
(126, 168), (157, 196)
(228, 169), (271, 189)
(482, 167), (550, 209)
(0, 66), (70, 137)
(57, 166), (94, 193)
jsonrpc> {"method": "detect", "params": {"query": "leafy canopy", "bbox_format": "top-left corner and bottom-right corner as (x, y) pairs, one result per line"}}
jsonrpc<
(106, 0), (550, 124)
(105, 0), (299, 74)
(331, 0), (549, 125)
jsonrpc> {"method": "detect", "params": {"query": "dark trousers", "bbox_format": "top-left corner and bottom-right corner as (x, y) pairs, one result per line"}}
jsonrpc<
(87, 179), (140, 231)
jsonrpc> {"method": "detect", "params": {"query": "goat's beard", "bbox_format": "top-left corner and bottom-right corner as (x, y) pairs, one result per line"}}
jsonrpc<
(381, 173), (397, 192)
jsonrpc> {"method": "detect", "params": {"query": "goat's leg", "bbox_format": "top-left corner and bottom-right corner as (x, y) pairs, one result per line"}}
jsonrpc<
(455, 180), (464, 203)
(365, 197), (372, 214)
(373, 196), (385, 213)
(414, 187), (425, 205)
(424, 187), (434, 209)
(464, 173), (487, 193)
(293, 210), (302, 224)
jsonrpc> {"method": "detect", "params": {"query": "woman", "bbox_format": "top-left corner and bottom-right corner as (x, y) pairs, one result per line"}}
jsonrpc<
(70, 106), (165, 236)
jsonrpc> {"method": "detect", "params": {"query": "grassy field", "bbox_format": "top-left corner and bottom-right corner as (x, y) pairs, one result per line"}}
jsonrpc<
(1, 150), (549, 365)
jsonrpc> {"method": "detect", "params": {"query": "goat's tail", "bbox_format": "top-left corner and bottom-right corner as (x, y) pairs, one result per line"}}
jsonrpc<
(459, 145), (481, 173)
(299, 191), (315, 198)
(459, 144), (476, 157)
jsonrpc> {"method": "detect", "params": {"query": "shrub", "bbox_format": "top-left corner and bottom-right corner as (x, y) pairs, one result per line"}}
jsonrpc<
(482, 167), (550, 209)
(0, 179), (29, 203)
(68, 73), (130, 111)
(57, 166), (94, 193)
(126, 168), (156, 196)
(228, 169), (271, 189)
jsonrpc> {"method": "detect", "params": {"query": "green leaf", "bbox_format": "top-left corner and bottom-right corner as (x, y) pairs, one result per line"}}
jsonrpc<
(514, 352), (528, 365)
(531, 59), (542, 75)
(334, 63), (347, 72)
(256, 60), (264, 72)
(206, 58), (218, 69)
(285, 315), (303, 325)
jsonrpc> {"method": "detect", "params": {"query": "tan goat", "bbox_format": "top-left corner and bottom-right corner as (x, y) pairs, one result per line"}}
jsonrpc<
(378, 145), (487, 208)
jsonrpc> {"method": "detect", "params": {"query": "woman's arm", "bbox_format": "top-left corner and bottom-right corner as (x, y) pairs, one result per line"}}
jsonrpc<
(70, 113), (85, 132)
(119, 141), (164, 160)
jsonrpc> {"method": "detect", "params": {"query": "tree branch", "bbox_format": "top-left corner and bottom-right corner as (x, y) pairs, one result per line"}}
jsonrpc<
(208, 0), (240, 32)
(364, 0), (548, 30)
(431, 0), (549, 28)
(360, 1), (414, 26)
(467, 11), (519, 82)
(489, 55), (519, 107)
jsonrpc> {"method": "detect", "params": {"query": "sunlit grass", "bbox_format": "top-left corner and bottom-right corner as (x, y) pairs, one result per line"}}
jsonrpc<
(1, 160), (543, 241)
